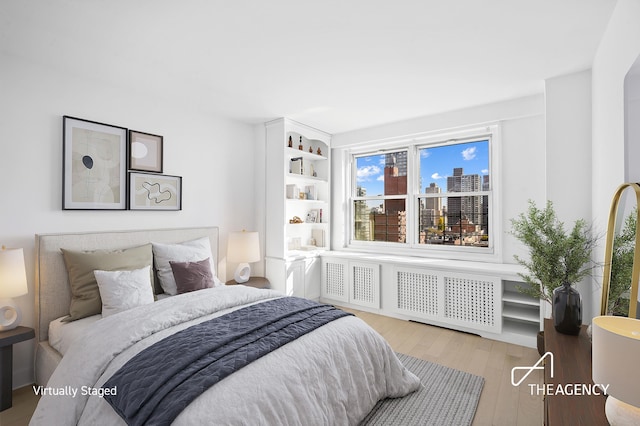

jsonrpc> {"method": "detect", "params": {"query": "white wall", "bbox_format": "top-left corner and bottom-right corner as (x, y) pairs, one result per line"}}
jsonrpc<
(544, 70), (594, 318)
(0, 54), (260, 388)
(592, 0), (640, 318)
(545, 70), (592, 222)
(330, 94), (547, 264)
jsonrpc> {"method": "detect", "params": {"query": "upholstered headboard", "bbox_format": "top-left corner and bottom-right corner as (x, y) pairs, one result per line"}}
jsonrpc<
(34, 227), (219, 342)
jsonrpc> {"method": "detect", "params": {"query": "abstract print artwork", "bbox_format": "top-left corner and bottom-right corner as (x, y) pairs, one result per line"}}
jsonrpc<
(128, 130), (163, 173)
(63, 116), (127, 210)
(129, 172), (182, 210)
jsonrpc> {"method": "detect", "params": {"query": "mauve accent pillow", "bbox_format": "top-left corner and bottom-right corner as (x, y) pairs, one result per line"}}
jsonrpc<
(169, 257), (215, 294)
(152, 237), (222, 295)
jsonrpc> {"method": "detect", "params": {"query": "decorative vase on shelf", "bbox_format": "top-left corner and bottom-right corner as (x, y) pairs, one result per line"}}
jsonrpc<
(552, 282), (582, 335)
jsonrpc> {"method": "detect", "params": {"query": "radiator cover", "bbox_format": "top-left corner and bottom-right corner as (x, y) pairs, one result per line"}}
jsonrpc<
(394, 267), (501, 333)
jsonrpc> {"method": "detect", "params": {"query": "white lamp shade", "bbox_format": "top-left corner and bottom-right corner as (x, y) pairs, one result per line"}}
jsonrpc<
(0, 247), (28, 298)
(592, 316), (640, 408)
(227, 231), (260, 264)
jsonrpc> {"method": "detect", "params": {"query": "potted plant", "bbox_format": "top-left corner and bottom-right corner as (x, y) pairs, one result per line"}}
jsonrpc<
(606, 207), (637, 316)
(510, 200), (599, 348)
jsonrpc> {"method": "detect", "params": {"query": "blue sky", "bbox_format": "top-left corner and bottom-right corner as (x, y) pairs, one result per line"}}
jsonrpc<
(356, 140), (489, 196)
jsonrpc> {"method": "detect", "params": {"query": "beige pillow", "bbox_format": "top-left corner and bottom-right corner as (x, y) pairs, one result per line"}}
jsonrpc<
(61, 244), (153, 322)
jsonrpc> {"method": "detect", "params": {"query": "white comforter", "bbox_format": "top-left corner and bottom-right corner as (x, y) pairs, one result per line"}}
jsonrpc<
(30, 286), (420, 425)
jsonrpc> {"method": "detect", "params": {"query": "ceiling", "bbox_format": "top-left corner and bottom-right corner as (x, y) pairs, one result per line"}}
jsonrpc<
(1, 0), (617, 134)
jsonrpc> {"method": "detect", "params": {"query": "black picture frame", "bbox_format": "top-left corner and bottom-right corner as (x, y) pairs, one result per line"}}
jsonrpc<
(62, 116), (128, 210)
(129, 172), (182, 211)
(128, 130), (163, 173)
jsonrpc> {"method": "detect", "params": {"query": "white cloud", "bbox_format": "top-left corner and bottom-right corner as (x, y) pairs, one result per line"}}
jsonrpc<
(376, 175), (385, 181)
(462, 147), (476, 160)
(421, 150), (430, 158)
(481, 169), (489, 174)
(431, 172), (444, 180)
(357, 165), (381, 182)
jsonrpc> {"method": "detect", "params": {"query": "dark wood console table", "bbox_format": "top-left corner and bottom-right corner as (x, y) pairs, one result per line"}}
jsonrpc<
(544, 319), (608, 425)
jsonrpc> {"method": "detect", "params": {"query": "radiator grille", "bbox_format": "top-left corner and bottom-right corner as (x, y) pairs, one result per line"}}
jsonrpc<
(324, 261), (345, 299)
(396, 270), (439, 316)
(352, 265), (375, 304)
(444, 276), (495, 327)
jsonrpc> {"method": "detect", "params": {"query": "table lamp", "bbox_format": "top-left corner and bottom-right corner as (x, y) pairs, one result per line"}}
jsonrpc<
(592, 315), (640, 426)
(227, 231), (260, 283)
(0, 246), (28, 331)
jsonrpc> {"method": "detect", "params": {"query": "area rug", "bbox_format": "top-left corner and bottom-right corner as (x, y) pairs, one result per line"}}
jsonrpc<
(361, 353), (484, 426)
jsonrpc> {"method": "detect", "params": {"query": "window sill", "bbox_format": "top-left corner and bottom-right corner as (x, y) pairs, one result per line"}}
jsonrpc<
(344, 241), (501, 263)
(323, 249), (523, 281)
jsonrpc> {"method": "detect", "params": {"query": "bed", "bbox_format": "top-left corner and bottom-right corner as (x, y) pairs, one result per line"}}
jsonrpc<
(30, 227), (420, 425)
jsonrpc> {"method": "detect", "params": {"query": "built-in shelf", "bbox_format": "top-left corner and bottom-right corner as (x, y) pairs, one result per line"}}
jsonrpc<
(286, 223), (329, 228)
(286, 173), (327, 182)
(502, 318), (540, 347)
(501, 280), (540, 344)
(266, 118), (331, 299)
(285, 147), (327, 161)
(285, 198), (328, 204)
(502, 291), (540, 306)
(502, 305), (539, 323)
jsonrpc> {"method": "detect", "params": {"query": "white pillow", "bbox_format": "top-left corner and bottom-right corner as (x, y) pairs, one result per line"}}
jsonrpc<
(152, 237), (222, 295)
(94, 266), (155, 318)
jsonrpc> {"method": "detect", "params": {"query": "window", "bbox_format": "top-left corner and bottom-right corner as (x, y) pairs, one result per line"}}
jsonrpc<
(350, 129), (496, 258)
(418, 140), (490, 248)
(353, 151), (408, 243)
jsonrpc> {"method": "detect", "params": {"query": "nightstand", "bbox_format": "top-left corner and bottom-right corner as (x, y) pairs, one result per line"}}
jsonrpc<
(0, 326), (35, 411)
(226, 276), (271, 289)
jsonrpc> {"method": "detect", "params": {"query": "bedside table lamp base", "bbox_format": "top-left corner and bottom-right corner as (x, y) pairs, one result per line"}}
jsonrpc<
(605, 396), (640, 426)
(234, 263), (251, 283)
(0, 247), (28, 331)
(0, 298), (21, 331)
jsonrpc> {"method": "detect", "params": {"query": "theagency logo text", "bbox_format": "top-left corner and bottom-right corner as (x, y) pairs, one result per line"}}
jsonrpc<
(511, 352), (609, 396)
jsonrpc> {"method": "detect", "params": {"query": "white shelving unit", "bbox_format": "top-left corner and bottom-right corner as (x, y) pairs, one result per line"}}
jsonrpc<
(265, 118), (331, 299)
(501, 280), (541, 346)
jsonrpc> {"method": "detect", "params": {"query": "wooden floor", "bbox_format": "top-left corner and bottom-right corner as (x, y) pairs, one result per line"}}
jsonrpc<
(342, 307), (544, 426)
(1, 385), (40, 426)
(1, 308), (542, 426)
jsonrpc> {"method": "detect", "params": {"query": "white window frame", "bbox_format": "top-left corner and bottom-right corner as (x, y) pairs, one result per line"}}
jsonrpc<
(351, 149), (410, 247)
(347, 124), (502, 263)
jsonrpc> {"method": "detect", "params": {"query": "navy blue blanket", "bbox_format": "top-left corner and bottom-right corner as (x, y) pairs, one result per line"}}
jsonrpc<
(102, 297), (351, 426)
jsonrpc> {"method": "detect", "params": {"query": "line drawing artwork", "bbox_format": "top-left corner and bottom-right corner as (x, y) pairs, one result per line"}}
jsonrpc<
(130, 173), (181, 210)
(141, 181), (172, 204)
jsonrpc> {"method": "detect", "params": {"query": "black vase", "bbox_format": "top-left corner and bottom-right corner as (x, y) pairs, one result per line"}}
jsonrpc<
(553, 282), (582, 335)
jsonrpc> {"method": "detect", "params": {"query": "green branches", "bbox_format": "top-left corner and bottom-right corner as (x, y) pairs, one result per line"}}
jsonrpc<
(510, 200), (598, 305)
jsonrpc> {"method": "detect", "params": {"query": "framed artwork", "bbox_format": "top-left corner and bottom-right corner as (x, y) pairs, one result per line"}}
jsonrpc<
(63, 116), (127, 210)
(306, 209), (318, 223)
(129, 172), (182, 210)
(128, 130), (163, 173)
